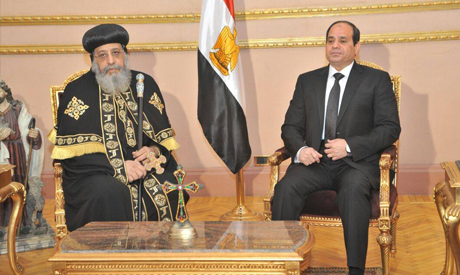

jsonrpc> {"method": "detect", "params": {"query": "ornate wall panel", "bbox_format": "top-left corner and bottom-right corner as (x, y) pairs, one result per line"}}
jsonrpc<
(1, 30), (459, 54)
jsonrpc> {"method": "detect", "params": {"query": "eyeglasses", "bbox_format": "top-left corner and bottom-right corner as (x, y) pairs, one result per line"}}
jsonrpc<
(94, 50), (124, 61)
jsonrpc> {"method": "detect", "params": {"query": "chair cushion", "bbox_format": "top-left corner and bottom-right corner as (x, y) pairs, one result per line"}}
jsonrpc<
(301, 184), (398, 219)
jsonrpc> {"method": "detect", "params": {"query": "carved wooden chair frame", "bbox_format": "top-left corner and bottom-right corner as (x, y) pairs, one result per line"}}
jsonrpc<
(433, 160), (460, 275)
(0, 178), (25, 275)
(50, 69), (88, 241)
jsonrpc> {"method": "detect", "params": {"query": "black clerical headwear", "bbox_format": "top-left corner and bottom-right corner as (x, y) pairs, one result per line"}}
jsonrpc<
(82, 24), (129, 58)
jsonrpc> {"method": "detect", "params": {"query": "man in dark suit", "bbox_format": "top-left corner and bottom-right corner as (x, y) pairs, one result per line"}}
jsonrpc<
(271, 21), (401, 275)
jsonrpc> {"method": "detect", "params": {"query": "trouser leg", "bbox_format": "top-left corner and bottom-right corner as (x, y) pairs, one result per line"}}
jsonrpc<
(272, 162), (333, 220)
(334, 167), (373, 271)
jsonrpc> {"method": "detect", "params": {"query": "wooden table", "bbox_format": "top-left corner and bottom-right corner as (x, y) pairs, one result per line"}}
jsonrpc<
(0, 164), (14, 189)
(434, 161), (460, 275)
(49, 221), (314, 275)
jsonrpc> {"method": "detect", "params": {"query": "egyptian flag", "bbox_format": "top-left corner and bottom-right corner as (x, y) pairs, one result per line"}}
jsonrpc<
(198, 0), (251, 174)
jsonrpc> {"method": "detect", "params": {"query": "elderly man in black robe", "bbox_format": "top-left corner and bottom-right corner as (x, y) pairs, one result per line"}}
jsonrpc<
(50, 24), (188, 231)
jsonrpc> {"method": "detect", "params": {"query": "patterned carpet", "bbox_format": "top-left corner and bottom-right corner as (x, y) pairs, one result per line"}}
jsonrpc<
(304, 267), (383, 275)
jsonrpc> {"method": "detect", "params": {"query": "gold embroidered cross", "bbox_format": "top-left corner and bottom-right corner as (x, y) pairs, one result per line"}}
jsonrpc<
(64, 96), (89, 120)
(162, 165), (204, 223)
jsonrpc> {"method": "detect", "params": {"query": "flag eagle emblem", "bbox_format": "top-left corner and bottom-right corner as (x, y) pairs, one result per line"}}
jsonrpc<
(209, 26), (239, 76)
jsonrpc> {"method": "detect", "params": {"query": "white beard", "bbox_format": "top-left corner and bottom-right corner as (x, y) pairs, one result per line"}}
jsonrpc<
(92, 56), (132, 94)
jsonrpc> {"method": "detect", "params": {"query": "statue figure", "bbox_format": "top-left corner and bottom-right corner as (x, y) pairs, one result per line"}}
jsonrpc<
(25, 177), (49, 235)
(0, 79), (48, 237)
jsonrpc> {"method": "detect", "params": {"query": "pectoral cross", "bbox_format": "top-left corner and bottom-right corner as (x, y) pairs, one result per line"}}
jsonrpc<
(144, 148), (166, 174)
(162, 165), (204, 223)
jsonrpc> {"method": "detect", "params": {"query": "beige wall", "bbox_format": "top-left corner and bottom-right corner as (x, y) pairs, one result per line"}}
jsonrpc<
(1, 0), (459, 198)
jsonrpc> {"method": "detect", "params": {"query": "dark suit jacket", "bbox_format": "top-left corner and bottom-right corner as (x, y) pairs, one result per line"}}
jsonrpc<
(281, 62), (401, 188)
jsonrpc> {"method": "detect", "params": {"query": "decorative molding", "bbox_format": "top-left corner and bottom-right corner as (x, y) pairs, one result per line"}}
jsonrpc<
(1, 1), (459, 25)
(0, 44), (87, 55)
(1, 30), (459, 55)
(0, 14), (201, 25)
(239, 0), (460, 20)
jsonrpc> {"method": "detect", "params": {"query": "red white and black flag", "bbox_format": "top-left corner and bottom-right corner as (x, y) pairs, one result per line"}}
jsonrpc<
(198, 0), (251, 174)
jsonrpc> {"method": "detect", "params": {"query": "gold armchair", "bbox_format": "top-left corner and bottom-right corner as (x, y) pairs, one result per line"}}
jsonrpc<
(258, 61), (401, 275)
(434, 161), (460, 275)
(0, 179), (25, 275)
(49, 70), (88, 241)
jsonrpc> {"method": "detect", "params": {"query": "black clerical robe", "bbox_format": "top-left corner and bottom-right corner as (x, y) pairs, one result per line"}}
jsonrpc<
(49, 70), (188, 231)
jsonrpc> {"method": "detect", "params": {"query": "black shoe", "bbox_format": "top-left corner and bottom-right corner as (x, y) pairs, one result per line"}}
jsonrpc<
(348, 267), (364, 275)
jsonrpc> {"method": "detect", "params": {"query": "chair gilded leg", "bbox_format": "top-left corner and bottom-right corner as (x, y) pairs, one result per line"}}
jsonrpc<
(377, 219), (392, 275)
(434, 181), (456, 275)
(390, 210), (400, 256)
(0, 182), (25, 275)
(444, 204), (460, 275)
(377, 152), (394, 275)
(54, 163), (68, 242)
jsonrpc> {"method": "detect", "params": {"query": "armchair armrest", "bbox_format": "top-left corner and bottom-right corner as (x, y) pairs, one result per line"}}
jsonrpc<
(378, 144), (398, 231)
(269, 147), (291, 166)
(0, 182), (25, 275)
(380, 145), (397, 163)
(267, 147), (291, 196)
(256, 147), (291, 220)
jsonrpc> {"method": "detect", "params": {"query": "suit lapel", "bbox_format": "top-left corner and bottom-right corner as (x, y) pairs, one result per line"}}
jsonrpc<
(337, 62), (363, 126)
(315, 66), (329, 133)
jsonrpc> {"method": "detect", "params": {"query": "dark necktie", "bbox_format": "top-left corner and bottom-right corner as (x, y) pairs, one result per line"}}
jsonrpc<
(325, 73), (345, 140)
